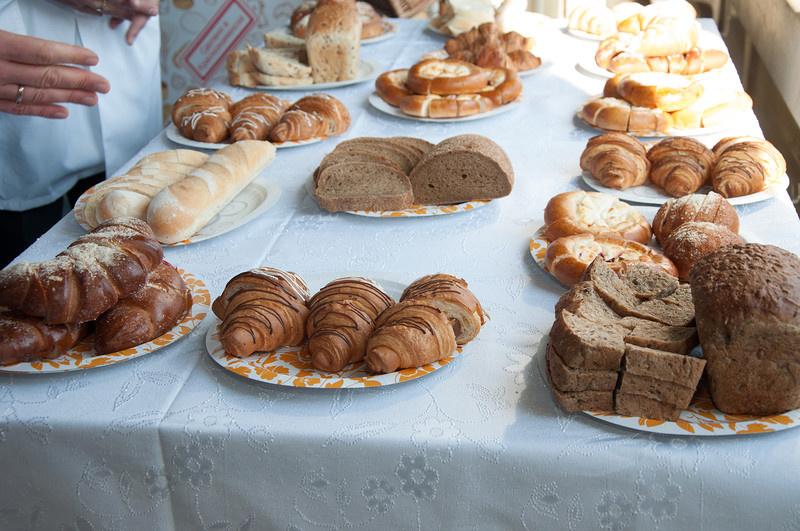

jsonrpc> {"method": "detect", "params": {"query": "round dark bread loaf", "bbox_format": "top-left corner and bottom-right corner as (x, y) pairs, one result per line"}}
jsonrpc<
(652, 191), (739, 244)
(689, 243), (800, 415)
(661, 221), (743, 281)
(407, 134), (514, 205)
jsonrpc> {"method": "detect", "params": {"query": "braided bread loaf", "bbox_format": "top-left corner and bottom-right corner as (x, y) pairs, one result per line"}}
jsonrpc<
(0, 311), (88, 366)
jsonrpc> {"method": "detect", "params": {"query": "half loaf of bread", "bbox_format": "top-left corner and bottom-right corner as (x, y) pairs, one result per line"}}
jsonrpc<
(314, 162), (413, 212)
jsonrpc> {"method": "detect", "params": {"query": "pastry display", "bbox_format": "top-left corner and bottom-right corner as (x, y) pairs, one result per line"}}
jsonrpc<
(374, 58), (522, 119)
(647, 137), (715, 197)
(212, 267), (311, 358)
(651, 191), (739, 244)
(289, 1), (385, 41)
(579, 132), (650, 190)
(710, 136), (787, 198)
(147, 140), (277, 244)
(543, 191), (652, 244)
(314, 134), (513, 211)
(171, 88), (234, 144)
(441, 22), (542, 73)
(94, 260), (193, 354)
(306, 277), (395, 372)
(689, 244), (800, 415)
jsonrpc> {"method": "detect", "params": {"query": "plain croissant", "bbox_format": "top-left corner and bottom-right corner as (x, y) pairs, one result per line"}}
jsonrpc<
(230, 93), (290, 142)
(365, 301), (457, 374)
(647, 136), (715, 197)
(268, 93), (351, 143)
(305, 277), (395, 372)
(0, 311), (89, 366)
(710, 136), (787, 198)
(171, 88), (233, 143)
(0, 217), (163, 324)
(94, 261), (193, 354)
(212, 267), (310, 358)
(580, 132), (650, 190)
(399, 273), (486, 345)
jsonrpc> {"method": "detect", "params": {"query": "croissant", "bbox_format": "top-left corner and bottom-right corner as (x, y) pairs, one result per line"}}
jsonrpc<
(212, 267), (310, 358)
(268, 93), (351, 143)
(305, 277), (395, 372)
(647, 137), (715, 197)
(711, 136), (787, 198)
(364, 301), (457, 374)
(230, 93), (290, 142)
(94, 261), (193, 354)
(580, 133), (650, 190)
(399, 273), (486, 345)
(0, 310), (89, 366)
(0, 217), (163, 324)
(171, 88), (233, 143)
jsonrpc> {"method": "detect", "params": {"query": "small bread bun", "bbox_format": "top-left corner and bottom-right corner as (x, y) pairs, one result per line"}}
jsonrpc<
(375, 69), (412, 107)
(544, 190), (652, 244)
(616, 72), (704, 112)
(661, 221), (743, 280)
(652, 191), (739, 244)
(545, 233), (678, 286)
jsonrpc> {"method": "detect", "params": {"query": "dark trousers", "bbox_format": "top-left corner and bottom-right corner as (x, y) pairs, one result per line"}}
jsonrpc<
(0, 173), (104, 269)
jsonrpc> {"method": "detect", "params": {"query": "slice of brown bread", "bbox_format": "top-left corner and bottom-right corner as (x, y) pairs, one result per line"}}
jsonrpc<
(615, 392), (683, 421)
(547, 342), (619, 392)
(617, 373), (696, 408)
(337, 138), (423, 168)
(547, 351), (616, 413)
(549, 310), (628, 371)
(634, 284), (695, 326)
(625, 322), (698, 354)
(391, 136), (435, 156)
(335, 142), (416, 174)
(623, 344), (706, 385)
(315, 162), (413, 212)
(314, 149), (404, 184)
(581, 258), (642, 315)
(620, 263), (679, 300)
(407, 134), (514, 205)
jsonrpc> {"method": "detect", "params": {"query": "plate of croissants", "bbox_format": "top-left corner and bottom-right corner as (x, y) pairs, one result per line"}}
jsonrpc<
(205, 268), (487, 388)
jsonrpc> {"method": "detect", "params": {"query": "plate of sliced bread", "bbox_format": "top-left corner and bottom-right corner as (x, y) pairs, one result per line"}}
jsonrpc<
(252, 57), (382, 91)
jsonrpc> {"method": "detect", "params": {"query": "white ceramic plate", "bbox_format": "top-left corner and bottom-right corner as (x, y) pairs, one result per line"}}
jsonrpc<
(562, 26), (604, 42)
(206, 272), (463, 388)
(581, 171), (791, 206)
(535, 334), (800, 435)
(369, 91), (522, 122)
(165, 123), (324, 150)
(74, 175), (282, 246)
(362, 21), (398, 44)
(249, 57), (382, 91)
(0, 270), (210, 373)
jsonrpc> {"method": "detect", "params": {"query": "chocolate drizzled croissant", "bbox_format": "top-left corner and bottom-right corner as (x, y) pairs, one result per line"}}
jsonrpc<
(580, 133), (650, 190)
(212, 267), (310, 358)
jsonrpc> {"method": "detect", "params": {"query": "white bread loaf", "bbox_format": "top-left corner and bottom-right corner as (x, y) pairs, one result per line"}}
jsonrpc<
(305, 1), (361, 83)
(146, 140), (276, 244)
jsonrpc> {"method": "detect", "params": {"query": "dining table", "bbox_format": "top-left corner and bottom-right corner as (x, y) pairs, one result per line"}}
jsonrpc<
(2, 16), (799, 531)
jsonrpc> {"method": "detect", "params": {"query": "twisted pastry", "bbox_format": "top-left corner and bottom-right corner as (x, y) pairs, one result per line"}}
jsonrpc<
(305, 277), (395, 372)
(365, 301), (457, 374)
(230, 93), (290, 142)
(711, 136), (787, 198)
(268, 93), (351, 143)
(400, 273), (486, 345)
(94, 261), (193, 354)
(580, 133), (650, 190)
(0, 310), (89, 366)
(171, 88), (233, 143)
(647, 137), (715, 197)
(0, 217), (163, 324)
(212, 267), (310, 358)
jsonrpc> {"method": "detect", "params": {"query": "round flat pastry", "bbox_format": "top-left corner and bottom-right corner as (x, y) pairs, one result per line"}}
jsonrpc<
(543, 190), (652, 244)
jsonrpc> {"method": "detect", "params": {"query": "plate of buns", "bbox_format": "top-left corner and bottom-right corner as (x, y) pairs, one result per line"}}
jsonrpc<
(1, 267), (209, 373)
(206, 269), (488, 388)
(165, 123), (323, 150)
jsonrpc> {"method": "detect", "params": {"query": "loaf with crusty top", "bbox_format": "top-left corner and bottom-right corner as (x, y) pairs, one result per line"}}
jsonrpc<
(652, 191), (739, 244)
(305, 0), (361, 83)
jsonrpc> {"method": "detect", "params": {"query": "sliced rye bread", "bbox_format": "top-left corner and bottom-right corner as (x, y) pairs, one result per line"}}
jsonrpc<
(546, 342), (619, 392)
(407, 134), (514, 205)
(624, 322), (698, 354)
(315, 162), (413, 212)
(620, 263), (680, 300)
(337, 138), (424, 168)
(546, 352), (616, 412)
(314, 149), (404, 184)
(549, 310), (628, 371)
(615, 392), (683, 421)
(334, 142), (416, 174)
(391, 136), (435, 155)
(617, 373), (696, 408)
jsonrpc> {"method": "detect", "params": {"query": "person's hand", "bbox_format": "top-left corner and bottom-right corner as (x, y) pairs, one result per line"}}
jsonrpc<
(56, 0), (161, 45)
(0, 30), (111, 119)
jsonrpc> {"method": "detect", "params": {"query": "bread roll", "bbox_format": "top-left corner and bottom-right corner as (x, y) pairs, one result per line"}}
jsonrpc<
(661, 221), (743, 281)
(615, 72), (703, 112)
(651, 191), (738, 244)
(689, 244), (800, 415)
(543, 191), (652, 244)
(147, 141), (276, 244)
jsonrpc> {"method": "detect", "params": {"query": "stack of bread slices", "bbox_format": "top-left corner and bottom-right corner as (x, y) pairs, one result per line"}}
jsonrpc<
(547, 257), (706, 421)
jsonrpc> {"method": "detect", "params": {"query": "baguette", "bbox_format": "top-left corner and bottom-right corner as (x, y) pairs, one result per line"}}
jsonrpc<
(146, 141), (276, 244)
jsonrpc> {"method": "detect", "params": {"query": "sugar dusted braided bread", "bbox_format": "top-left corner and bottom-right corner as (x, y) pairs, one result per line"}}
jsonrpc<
(0, 311), (89, 365)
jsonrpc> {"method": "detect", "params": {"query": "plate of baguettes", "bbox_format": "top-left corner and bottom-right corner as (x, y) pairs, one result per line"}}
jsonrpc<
(206, 268), (488, 388)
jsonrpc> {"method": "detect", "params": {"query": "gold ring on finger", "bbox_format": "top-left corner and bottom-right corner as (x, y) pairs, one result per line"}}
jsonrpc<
(15, 85), (24, 105)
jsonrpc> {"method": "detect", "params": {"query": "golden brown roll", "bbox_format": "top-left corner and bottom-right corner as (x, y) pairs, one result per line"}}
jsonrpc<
(661, 221), (743, 281)
(543, 191), (652, 244)
(651, 191), (739, 244)
(580, 133), (650, 190)
(647, 137), (715, 197)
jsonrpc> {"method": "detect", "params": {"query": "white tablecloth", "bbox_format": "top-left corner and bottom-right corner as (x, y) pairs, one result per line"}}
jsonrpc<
(2, 18), (800, 530)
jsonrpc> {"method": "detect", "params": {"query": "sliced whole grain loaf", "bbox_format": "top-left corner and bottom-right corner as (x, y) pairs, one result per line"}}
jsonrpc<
(314, 148), (404, 184)
(391, 136), (435, 156)
(546, 342), (619, 392)
(314, 162), (413, 212)
(623, 343), (706, 385)
(335, 142), (416, 174)
(337, 137), (424, 168)
(624, 322), (698, 354)
(617, 373), (696, 407)
(407, 134), (514, 205)
(546, 352), (616, 412)
(549, 310), (628, 371)
(615, 392), (683, 421)
(620, 263), (679, 300)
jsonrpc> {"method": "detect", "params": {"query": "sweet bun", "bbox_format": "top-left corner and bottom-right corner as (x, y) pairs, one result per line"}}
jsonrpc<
(375, 69), (412, 107)
(405, 59), (489, 95)
(651, 191), (739, 244)
(661, 221), (743, 281)
(546, 233), (678, 286)
(543, 191), (652, 244)
(615, 72), (704, 112)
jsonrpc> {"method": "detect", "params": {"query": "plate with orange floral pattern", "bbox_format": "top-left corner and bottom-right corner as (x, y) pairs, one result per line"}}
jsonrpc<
(205, 272), (463, 388)
(1, 269), (210, 373)
(536, 334), (800, 435)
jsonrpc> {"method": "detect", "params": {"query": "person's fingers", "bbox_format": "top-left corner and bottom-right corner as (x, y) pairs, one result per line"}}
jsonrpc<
(2, 83), (99, 106)
(124, 14), (150, 44)
(0, 99), (70, 119)
(122, 0), (159, 16)
(109, 17), (124, 30)
(0, 62), (110, 93)
(0, 29), (98, 67)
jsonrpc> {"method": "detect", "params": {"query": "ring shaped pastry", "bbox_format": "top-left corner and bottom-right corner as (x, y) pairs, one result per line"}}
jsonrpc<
(543, 190), (652, 244)
(405, 59), (489, 96)
(398, 93), (494, 119)
(478, 67), (523, 106)
(375, 69), (413, 107)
